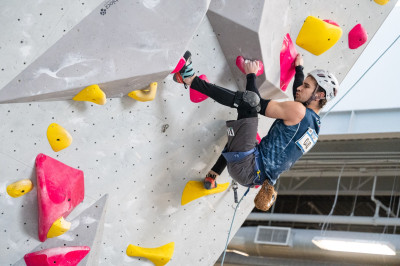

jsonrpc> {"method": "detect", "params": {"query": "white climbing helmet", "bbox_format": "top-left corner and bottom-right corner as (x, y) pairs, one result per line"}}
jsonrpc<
(309, 69), (339, 101)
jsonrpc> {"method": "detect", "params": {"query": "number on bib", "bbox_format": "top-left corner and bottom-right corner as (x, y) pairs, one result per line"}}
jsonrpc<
(295, 127), (318, 154)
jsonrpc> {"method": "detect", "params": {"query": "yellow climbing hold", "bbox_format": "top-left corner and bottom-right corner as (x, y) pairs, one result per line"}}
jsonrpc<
(6, 179), (33, 198)
(73, 84), (106, 105)
(47, 123), (72, 152)
(374, 0), (390, 5)
(126, 242), (174, 266)
(47, 217), (71, 238)
(181, 181), (230, 205)
(296, 16), (342, 56)
(128, 82), (157, 102)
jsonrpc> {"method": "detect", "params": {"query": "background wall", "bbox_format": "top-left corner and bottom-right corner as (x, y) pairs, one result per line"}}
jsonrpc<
(323, 4), (400, 112)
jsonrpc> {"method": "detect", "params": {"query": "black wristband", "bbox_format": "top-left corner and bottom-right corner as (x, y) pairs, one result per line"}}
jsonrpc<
(259, 98), (271, 116)
(246, 73), (256, 79)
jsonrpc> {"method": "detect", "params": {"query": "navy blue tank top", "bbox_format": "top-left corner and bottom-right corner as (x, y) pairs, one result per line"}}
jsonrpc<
(258, 108), (321, 185)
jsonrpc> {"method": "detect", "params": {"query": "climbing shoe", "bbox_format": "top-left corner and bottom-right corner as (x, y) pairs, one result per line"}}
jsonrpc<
(254, 180), (277, 211)
(204, 172), (217, 190)
(173, 51), (194, 86)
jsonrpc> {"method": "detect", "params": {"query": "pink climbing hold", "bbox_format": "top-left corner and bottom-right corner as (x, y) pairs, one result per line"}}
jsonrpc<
(24, 246), (90, 266)
(35, 153), (84, 242)
(171, 56), (185, 74)
(323, 19), (340, 27)
(348, 24), (368, 49)
(280, 33), (297, 92)
(256, 132), (261, 144)
(190, 74), (209, 103)
(236, 56), (264, 76)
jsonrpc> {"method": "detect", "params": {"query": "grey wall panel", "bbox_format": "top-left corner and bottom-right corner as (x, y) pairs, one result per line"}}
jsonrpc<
(208, 0), (398, 100)
(0, 0), (210, 103)
(12, 195), (108, 266)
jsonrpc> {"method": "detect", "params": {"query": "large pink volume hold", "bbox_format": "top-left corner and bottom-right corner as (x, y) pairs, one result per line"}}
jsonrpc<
(35, 153), (84, 242)
(190, 74), (209, 103)
(24, 246), (90, 266)
(280, 33), (297, 92)
(348, 24), (368, 49)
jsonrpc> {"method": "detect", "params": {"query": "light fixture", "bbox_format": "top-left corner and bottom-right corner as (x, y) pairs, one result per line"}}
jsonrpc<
(226, 249), (250, 257)
(312, 236), (396, 256)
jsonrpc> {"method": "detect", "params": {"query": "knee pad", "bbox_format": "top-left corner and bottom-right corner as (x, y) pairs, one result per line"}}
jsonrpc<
(233, 91), (261, 112)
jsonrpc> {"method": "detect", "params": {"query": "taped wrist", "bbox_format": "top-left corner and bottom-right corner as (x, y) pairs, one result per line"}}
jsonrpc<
(259, 98), (271, 116)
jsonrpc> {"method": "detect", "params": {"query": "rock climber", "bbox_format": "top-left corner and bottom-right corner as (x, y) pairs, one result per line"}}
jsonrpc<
(174, 51), (339, 211)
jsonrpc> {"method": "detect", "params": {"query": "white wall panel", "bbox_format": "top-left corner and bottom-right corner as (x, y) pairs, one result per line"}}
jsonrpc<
(0, 0), (103, 90)
(0, 18), (261, 265)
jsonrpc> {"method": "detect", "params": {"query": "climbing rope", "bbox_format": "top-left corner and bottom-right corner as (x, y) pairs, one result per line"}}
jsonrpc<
(321, 164), (345, 234)
(220, 186), (250, 266)
(321, 34), (400, 120)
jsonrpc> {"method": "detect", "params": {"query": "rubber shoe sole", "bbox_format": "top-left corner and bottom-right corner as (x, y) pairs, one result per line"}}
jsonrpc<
(204, 176), (217, 190)
(173, 72), (184, 84)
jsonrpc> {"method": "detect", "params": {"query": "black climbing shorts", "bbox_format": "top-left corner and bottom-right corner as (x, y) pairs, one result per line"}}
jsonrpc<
(224, 117), (258, 186)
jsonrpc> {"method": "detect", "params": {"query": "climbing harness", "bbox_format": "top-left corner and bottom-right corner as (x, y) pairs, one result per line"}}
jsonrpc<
(222, 147), (256, 162)
(252, 147), (266, 186)
(322, 34), (400, 120)
(220, 186), (250, 266)
(222, 146), (267, 187)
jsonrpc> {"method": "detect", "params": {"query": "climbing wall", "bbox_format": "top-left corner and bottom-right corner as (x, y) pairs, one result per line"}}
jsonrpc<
(0, 1), (397, 265)
(0, 0), (210, 103)
(0, 13), (264, 266)
(207, 0), (398, 100)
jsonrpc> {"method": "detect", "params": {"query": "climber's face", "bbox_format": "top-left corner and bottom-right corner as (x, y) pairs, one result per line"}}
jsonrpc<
(295, 76), (317, 103)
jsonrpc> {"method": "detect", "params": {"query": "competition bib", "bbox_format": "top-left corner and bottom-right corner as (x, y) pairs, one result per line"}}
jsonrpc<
(295, 127), (318, 154)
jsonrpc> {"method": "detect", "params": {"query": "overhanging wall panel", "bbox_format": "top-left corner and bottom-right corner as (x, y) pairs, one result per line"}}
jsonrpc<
(0, 0), (210, 103)
(0, 0), (103, 91)
(208, 0), (398, 100)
